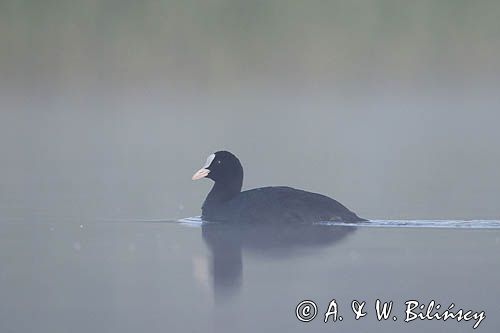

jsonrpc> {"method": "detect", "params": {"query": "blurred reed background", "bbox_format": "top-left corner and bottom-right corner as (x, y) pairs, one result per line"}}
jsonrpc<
(1, 0), (499, 221)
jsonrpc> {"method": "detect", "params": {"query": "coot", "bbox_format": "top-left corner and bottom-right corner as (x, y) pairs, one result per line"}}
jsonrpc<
(192, 151), (366, 223)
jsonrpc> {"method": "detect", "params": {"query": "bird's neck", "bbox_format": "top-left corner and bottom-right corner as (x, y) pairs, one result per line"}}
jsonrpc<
(206, 180), (242, 204)
(204, 179), (242, 208)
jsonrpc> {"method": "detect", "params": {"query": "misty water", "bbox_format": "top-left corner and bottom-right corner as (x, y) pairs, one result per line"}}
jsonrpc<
(1, 218), (499, 333)
(2, 1), (500, 333)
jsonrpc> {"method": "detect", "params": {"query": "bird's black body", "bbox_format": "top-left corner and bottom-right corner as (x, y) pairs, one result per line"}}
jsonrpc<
(203, 186), (363, 223)
(193, 151), (366, 224)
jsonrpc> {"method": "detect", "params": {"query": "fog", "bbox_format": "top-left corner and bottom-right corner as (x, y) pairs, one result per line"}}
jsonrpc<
(1, 1), (499, 221)
(2, 3), (500, 333)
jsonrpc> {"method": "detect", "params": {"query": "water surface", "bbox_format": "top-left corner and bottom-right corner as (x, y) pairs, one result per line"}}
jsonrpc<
(1, 219), (498, 332)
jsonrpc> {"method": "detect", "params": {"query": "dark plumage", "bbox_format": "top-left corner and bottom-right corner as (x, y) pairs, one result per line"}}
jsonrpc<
(192, 151), (366, 224)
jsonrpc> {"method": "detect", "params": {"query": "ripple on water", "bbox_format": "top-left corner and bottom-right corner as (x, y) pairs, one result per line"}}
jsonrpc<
(177, 217), (500, 229)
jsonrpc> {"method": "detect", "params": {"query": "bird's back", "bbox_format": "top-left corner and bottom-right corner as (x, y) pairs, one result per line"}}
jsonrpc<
(202, 186), (365, 224)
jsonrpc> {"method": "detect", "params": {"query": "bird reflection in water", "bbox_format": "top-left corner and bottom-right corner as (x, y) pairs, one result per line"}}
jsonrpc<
(201, 221), (356, 302)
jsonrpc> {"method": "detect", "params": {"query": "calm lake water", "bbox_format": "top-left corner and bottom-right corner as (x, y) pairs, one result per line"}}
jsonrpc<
(1, 219), (499, 333)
